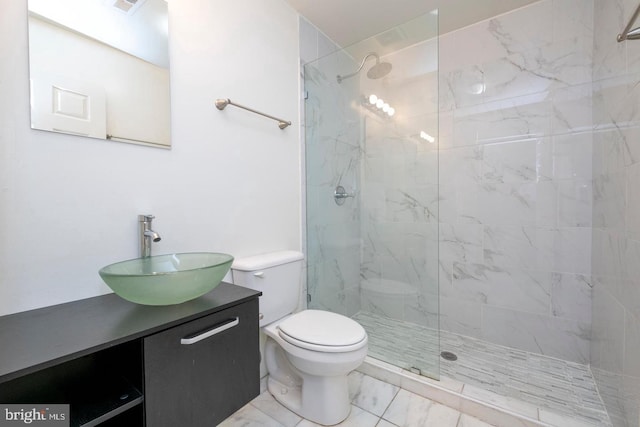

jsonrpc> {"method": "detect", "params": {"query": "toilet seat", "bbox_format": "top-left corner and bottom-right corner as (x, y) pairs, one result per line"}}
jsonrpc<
(277, 310), (367, 353)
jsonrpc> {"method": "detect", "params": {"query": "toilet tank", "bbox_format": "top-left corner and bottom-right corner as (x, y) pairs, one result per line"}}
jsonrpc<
(231, 251), (304, 327)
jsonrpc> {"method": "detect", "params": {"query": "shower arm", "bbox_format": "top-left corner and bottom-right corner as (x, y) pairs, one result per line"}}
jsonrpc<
(618, 3), (640, 42)
(337, 52), (379, 83)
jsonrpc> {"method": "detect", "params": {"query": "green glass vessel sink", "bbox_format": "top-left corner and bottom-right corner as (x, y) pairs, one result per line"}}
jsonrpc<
(99, 252), (234, 305)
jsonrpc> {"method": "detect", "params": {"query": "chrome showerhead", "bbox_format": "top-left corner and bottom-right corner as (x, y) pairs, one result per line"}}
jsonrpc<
(367, 61), (393, 79)
(337, 52), (392, 83)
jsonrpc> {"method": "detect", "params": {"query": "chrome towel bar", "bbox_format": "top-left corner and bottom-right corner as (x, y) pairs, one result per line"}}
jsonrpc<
(215, 98), (291, 129)
(618, 3), (640, 41)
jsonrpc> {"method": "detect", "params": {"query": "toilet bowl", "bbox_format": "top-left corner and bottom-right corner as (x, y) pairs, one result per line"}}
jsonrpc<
(231, 251), (368, 425)
(264, 311), (368, 425)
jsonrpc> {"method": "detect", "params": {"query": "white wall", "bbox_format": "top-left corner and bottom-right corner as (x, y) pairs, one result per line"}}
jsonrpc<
(0, 0), (301, 316)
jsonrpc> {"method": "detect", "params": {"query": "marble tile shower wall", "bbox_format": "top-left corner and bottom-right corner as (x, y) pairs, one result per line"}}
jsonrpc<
(591, 0), (640, 426)
(360, 123), (440, 324)
(359, 44), (440, 329)
(302, 17), (363, 317)
(437, 0), (595, 364)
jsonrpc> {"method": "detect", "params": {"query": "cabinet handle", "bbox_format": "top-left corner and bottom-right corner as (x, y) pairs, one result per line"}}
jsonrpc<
(180, 317), (239, 345)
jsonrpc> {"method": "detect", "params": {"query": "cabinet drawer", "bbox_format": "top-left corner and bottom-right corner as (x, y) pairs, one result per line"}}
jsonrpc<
(144, 298), (260, 427)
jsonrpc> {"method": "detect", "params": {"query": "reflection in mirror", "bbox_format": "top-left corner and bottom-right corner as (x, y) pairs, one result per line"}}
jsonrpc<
(27, 0), (171, 148)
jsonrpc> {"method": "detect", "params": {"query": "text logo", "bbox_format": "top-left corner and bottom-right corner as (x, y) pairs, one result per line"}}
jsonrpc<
(0, 405), (69, 426)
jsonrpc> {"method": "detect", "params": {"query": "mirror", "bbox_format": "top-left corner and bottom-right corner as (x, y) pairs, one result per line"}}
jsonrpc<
(27, 0), (171, 148)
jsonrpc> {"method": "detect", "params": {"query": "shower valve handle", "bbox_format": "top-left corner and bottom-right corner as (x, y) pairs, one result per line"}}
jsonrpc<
(334, 185), (355, 205)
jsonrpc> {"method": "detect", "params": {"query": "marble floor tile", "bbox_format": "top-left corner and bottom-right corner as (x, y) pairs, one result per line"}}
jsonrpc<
(349, 371), (400, 416)
(296, 405), (379, 427)
(220, 324), (613, 427)
(218, 402), (284, 427)
(461, 384), (539, 419)
(381, 389), (461, 427)
(219, 378), (507, 427)
(249, 390), (302, 427)
(457, 413), (497, 427)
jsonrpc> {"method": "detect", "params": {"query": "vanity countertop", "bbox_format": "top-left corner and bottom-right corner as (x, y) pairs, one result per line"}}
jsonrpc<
(0, 282), (261, 383)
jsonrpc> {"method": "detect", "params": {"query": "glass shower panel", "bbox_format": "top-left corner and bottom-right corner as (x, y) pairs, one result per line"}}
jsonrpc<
(304, 44), (363, 318)
(304, 11), (440, 379)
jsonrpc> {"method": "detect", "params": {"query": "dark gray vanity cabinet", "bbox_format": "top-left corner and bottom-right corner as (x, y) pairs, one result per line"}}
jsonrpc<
(0, 283), (261, 427)
(144, 298), (260, 427)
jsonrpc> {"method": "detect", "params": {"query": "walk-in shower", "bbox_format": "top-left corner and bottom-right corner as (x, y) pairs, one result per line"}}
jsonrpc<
(302, 0), (632, 425)
(304, 11), (441, 380)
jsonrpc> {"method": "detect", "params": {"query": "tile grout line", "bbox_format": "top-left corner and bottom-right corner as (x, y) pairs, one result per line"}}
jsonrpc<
(584, 363), (614, 421)
(454, 411), (462, 427)
(249, 401), (289, 427)
(377, 383), (402, 425)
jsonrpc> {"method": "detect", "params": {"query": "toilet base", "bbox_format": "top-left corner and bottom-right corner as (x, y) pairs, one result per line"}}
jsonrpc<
(267, 374), (351, 426)
(262, 313), (368, 425)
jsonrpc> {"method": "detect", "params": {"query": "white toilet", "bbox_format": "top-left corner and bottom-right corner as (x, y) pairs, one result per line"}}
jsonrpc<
(231, 251), (368, 426)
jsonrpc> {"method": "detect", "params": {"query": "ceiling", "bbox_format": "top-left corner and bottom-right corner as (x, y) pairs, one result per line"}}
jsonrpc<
(284, 0), (540, 48)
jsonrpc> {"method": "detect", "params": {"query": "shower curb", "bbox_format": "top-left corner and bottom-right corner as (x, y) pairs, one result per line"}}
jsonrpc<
(357, 356), (600, 427)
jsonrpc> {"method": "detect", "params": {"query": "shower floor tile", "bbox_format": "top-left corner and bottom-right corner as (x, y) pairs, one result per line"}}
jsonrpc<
(352, 311), (611, 427)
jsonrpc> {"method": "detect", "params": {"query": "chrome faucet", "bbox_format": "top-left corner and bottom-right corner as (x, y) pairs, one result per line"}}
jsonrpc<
(139, 214), (161, 258)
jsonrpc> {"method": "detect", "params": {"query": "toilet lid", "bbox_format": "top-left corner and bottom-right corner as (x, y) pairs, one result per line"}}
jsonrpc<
(277, 310), (367, 348)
